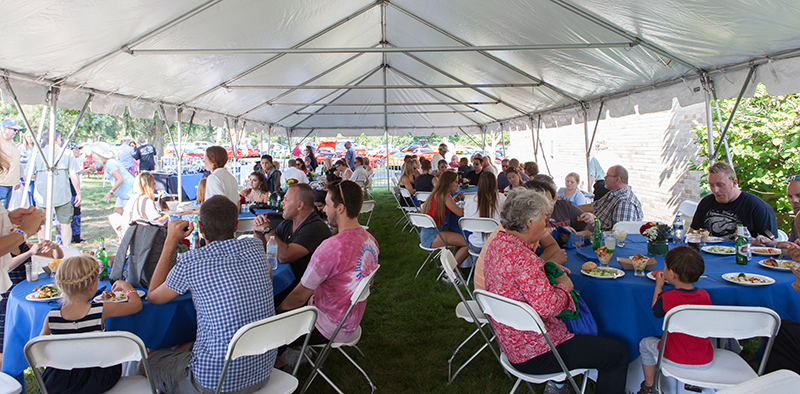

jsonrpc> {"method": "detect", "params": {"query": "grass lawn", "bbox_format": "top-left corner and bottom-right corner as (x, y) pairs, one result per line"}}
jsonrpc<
(22, 181), (564, 394)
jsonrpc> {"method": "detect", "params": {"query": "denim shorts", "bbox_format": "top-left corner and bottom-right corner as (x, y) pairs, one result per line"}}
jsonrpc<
(420, 225), (445, 248)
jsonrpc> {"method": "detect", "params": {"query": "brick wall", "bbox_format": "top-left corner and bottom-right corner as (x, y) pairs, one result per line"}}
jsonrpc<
(508, 102), (707, 224)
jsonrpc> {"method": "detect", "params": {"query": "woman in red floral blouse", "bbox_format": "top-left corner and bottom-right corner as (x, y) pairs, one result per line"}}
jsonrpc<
(484, 188), (628, 394)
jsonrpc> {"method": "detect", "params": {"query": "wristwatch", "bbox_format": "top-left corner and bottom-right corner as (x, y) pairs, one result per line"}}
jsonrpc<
(261, 227), (272, 236)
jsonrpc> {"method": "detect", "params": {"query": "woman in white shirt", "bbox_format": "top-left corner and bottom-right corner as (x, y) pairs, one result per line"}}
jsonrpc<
(463, 171), (504, 253)
(203, 146), (240, 207)
(120, 172), (169, 236)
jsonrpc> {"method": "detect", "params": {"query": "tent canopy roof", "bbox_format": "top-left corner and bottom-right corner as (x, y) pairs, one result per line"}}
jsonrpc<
(3, 0), (800, 136)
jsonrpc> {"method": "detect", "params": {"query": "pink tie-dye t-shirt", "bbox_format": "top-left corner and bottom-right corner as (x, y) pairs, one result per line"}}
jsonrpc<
(301, 227), (379, 343)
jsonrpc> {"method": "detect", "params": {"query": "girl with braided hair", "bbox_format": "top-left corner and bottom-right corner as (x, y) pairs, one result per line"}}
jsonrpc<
(39, 256), (143, 394)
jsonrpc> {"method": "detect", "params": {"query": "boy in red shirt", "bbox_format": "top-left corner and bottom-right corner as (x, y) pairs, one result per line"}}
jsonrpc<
(637, 246), (713, 394)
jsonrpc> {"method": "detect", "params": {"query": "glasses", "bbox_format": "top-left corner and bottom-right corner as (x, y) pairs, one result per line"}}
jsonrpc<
(787, 175), (800, 184)
(605, 173), (618, 178)
(336, 182), (346, 208)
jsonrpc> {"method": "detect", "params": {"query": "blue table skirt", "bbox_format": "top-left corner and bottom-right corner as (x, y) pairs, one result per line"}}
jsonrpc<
(3, 261), (294, 386)
(564, 234), (800, 362)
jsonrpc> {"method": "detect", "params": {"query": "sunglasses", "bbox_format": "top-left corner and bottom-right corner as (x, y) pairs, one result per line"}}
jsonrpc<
(788, 175), (800, 184)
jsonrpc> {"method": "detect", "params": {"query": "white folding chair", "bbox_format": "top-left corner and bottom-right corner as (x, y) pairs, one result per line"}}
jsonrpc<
(300, 266), (381, 394)
(415, 191), (431, 203)
(716, 369), (800, 394)
(654, 305), (781, 393)
(24, 331), (157, 394)
(235, 217), (255, 238)
(612, 220), (649, 234)
(473, 290), (591, 394)
(359, 200), (375, 230)
(407, 213), (450, 278)
(440, 250), (502, 383)
(399, 188), (419, 212)
(677, 200), (699, 227)
(391, 186), (418, 233)
(458, 217), (499, 284)
(0, 372), (21, 394)
(215, 306), (319, 394)
(777, 229), (789, 242)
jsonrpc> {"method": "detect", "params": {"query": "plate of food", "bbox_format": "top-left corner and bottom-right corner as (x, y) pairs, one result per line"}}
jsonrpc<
(758, 257), (798, 271)
(704, 236), (724, 243)
(751, 247), (781, 256)
(646, 270), (663, 281)
(722, 272), (775, 286)
(93, 290), (145, 303)
(701, 245), (735, 255)
(26, 284), (61, 301)
(581, 262), (624, 279)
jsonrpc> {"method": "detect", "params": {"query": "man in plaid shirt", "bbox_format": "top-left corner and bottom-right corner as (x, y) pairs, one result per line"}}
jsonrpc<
(589, 165), (643, 231)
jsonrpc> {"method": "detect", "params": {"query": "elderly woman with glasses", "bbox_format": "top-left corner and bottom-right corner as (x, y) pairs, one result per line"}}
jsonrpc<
(484, 187), (628, 394)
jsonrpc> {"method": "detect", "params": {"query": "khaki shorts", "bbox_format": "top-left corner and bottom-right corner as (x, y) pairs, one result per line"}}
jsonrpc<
(147, 350), (269, 394)
(53, 203), (73, 224)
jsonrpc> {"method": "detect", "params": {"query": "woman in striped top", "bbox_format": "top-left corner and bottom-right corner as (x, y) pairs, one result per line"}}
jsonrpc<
(39, 256), (143, 394)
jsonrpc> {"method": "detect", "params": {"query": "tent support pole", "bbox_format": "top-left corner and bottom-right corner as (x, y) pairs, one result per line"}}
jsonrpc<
(583, 104), (591, 191)
(1, 77), (49, 164)
(44, 87), (59, 240)
(587, 101), (604, 158)
(267, 124), (272, 156)
(55, 94), (94, 166)
(481, 126), (486, 154)
(176, 108), (183, 202)
(701, 74), (716, 164)
(711, 102), (733, 167)
(500, 123), (506, 159)
(713, 66), (756, 161)
(23, 106), (49, 198)
(529, 117), (537, 161)
(382, 1), (389, 192)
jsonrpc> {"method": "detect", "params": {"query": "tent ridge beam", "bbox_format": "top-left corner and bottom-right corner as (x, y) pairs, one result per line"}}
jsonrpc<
(548, 0), (701, 73)
(63, 0), (224, 82)
(129, 42), (637, 55)
(388, 2), (582, 103)
(390, 67), (488, 124)
(293, 126), (479, 130)
(183, 1), (380, 105)
(267, 101), (500, 106)
(227, 83), (543, 89)
(294, 110), (478, 115)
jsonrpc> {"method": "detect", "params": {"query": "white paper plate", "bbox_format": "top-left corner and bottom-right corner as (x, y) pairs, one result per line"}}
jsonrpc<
(701, 245), (735, 255)
(757, 259), (798, 271)
(581, 267), (625, 279)
(721, 272), (775, 286)
(646, 270), (664, 281)
(704, 236), (724, 243)
(93, 290), (146, 303)
(751, 247), (781, 256)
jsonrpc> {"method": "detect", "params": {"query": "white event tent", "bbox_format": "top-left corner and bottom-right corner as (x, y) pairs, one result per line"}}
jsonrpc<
(2, 0), (800, 235)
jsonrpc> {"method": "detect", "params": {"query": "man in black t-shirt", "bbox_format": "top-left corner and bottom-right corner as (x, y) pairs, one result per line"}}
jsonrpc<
(465, 155), (484, 185)
(690, 162), (777, 240)
(134, 136), (157, 172)
(257, 183), (331, 305)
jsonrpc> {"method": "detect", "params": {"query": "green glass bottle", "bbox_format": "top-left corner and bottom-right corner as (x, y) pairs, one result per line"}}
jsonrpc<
(97, 238), (109, 277)
(735, 225), (748, 265)
(592, 217), (602, 251)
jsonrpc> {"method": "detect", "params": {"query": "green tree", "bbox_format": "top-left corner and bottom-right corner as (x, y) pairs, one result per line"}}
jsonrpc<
(692, 84), (800, 228)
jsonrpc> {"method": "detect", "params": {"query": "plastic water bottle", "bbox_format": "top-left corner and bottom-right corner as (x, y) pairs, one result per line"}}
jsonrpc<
(742, 226), (752, 261)
(266, 236), (278, 270)
(672, 213), (684, 244)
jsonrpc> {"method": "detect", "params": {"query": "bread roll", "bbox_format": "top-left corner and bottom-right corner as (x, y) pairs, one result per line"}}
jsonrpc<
(581, 262), (597, 271)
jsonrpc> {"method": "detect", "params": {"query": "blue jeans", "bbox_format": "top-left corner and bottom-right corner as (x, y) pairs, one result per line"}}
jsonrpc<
(0, 185), (13, 209)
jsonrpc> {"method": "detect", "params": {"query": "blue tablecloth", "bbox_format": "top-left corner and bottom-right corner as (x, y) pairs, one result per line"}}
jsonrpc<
(238, 208), (278, 219)
(153, 172), (205, 201)
(2, 261), (295, 387)
(564, 234), (800, 362)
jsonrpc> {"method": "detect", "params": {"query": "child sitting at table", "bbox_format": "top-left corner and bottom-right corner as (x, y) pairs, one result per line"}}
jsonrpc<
(39, 256), (143, 394)
(637, 245), (712, 394)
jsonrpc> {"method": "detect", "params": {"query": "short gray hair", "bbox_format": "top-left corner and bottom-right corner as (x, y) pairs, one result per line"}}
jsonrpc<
(500, 188), (553, 233)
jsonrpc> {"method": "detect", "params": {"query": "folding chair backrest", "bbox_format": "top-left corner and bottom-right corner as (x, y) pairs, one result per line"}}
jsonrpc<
(459, 217), (499, 235)
(677, 200), (699, 218)
(416, 191), (431, 203)
(236, 217), (254, 234)
(399, 187), (413, 199)
(612, 220), (649, 234)
(360, 200), (375, 215)
(440, 249), (459, 283)
(407, 213), (437, 229)
(25, 331), (147, 370)
(350, 265), (381, 305)
(664, 305), (780, 340)
(226, 306), (318, 361)
(473, 289), (547, 334)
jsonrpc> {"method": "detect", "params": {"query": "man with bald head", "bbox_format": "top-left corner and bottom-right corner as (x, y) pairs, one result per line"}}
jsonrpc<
(583, 165), (643, 231)
(256, 183), (331, 304)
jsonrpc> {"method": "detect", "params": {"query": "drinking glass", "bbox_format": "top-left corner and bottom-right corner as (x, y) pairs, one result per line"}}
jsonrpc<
(632, 259), (648, 277)
(603, 231), (616, 251)
(686, 233), (701, 250)
(615, 230), (628, 247)
(574, 235), (585, 251)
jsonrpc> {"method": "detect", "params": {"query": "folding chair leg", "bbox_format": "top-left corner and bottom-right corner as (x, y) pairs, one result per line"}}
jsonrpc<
(449, 328), (491, 383)
(415, 251), (437, 278)
(509, 378), (522, 394)
(338, 347), (376, 394)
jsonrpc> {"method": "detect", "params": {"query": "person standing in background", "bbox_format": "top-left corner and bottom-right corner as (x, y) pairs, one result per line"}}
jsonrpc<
(344, 141), (356, 170)
(117, 136), (136, 175)
(134, 136), (156, 172)
(0, 119), (23, 209)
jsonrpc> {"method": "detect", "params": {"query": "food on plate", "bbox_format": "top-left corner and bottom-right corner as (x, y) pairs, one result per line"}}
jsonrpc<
(47, 259), (61, 272)
(581, 262), (598, 271)
(760, 258), (798, 270)
(697, 229), (710, 241)
(751, 247), (781, 255)
(704, 245), (735, 254)
(94, 291), (128, 303)
(733, 273), (769, 284)
(30, 284), (60, 300)
(651, 269), (663, 277)
(595, 246), (614, 264)
(84, 250), (95, 256)
(583, 267), (621, 277)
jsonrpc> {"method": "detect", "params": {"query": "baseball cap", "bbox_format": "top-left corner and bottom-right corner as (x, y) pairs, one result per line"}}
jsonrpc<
(67, 142), (82, 150)
(1, 119), (22, 130)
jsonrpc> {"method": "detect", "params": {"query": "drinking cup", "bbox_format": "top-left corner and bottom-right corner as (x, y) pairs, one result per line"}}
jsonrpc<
(686, 233), (701, 250)
(574, 235), (585, 251)
(632, 259), (648, 277)
(603, 232), (616, 251)
(25, 262), (38, 282)
(615, 230), (628, 247)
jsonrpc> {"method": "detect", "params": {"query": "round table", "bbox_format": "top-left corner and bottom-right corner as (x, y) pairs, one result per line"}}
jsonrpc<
(2, 261), (295, 387)
(564, 234), (800, 361)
